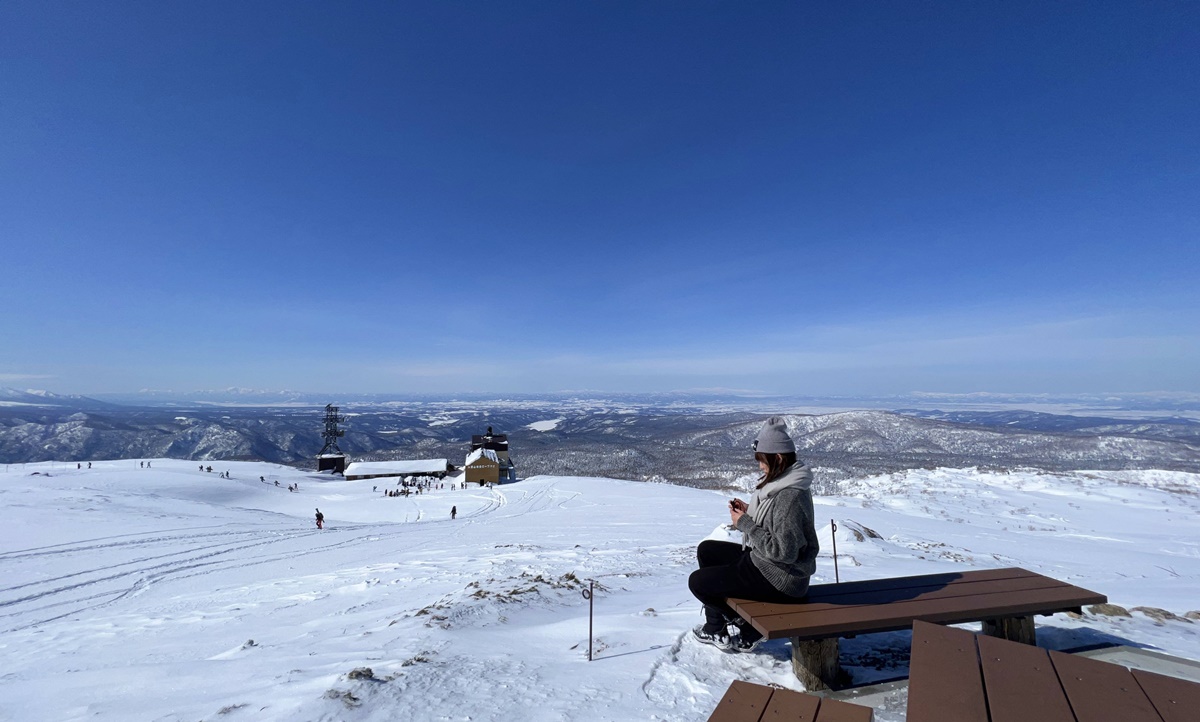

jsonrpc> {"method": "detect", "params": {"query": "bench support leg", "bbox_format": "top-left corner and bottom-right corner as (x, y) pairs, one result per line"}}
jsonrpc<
(790, 637), (841, 691)
(981, 616), (1036, 645)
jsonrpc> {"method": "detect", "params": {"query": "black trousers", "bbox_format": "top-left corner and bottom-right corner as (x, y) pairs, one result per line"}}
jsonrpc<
(687, 539), (806, 628)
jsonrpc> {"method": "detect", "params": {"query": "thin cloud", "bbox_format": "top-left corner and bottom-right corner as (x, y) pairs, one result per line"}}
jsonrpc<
(496, 312), (1197, 385)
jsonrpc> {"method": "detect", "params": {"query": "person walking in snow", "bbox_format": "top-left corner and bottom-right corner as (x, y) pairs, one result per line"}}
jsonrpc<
(315, 508), (324, 529)
(451, 505), (457, 520)
(688, 417), (819, 653)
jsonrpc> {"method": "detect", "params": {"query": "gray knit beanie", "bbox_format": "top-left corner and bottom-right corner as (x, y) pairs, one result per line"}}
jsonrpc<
(753, 416), (796, 454)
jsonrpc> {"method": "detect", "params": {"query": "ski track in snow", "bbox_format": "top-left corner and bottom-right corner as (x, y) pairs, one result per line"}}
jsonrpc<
(0, 469), (601, 640)
(1, 526), (343, 632)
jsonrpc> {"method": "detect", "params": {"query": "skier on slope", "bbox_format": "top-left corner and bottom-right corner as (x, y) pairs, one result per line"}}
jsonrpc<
(315, 508), (324, 529)
(451, 505), (457, 520)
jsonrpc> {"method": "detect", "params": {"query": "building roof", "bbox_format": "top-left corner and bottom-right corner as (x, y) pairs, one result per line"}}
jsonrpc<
(343, 459), (449, 476)
(464, 448), (499, 466)
(471, 434), (508, 445)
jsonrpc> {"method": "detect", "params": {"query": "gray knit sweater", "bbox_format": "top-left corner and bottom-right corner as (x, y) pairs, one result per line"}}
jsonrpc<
(734, 462), (819, 597)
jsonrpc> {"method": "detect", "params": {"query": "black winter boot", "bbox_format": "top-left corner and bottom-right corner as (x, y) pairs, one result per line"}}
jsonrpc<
(691, 622), (731, 650)
(729, 620), (763, 653)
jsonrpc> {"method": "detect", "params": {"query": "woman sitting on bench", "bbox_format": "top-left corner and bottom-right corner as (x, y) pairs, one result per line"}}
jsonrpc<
(689, 416), (819, 652)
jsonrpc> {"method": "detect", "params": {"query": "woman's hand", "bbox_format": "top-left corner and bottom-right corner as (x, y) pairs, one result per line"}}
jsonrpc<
(728, 498), (747, 526)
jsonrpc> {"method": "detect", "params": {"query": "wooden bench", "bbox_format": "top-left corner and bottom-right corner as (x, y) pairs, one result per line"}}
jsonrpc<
(907, 619), (1200, 721)
(727, 567), (1106, 690)
(707, 679), (873, 722)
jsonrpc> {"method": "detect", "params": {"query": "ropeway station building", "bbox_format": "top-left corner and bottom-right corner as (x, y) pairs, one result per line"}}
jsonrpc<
(343, 459), (451, 481)
(335, 425), (515, 486)
(465, 427), (516, 485)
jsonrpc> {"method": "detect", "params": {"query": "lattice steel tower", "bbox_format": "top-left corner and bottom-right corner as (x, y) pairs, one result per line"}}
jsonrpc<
(319, 404), (346, 456)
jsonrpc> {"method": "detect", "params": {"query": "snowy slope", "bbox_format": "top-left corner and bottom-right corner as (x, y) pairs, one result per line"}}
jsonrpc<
(2, 461), (1199, 721)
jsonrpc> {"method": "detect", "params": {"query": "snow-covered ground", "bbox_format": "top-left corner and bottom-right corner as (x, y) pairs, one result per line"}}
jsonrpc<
(2, 461), (1199, 721)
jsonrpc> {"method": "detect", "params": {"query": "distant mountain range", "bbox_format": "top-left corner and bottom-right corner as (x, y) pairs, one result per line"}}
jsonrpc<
(2, 390), (1198, 491)
(0, 388), (120, 411)
(11, 387), (1200, 413)
(897, 408), (1200, 442)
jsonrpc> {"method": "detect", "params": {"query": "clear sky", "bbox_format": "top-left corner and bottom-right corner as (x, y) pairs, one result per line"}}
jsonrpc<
(2, 2), (1197, 396)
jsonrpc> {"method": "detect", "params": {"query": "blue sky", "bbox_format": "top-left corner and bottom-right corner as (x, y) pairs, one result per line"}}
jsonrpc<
(2, 2), (1197, 396)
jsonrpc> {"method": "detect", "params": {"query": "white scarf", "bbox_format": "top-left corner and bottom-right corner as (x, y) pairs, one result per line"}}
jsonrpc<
(742, 462), (812, 547)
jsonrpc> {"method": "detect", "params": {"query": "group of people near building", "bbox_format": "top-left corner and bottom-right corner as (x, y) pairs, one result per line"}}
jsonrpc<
(375, 476), (452, 497)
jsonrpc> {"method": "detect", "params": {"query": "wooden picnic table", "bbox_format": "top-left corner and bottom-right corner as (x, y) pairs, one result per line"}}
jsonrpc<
(727, 567), (1106, 690)
(707, 679), (874, 722)
(907, 619), (1200, 721)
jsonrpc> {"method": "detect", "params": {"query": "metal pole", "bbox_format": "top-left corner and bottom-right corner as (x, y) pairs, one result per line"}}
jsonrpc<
(582, 580), (594, 661)
(831, 519), (840, 584)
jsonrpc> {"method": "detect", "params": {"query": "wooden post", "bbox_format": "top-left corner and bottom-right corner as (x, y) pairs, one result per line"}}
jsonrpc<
(790, 637), (841, 691)
(981, 616), (1036, 645)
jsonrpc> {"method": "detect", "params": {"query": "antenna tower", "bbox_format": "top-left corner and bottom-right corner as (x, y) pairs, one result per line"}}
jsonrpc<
(319, 404), (346, 456)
